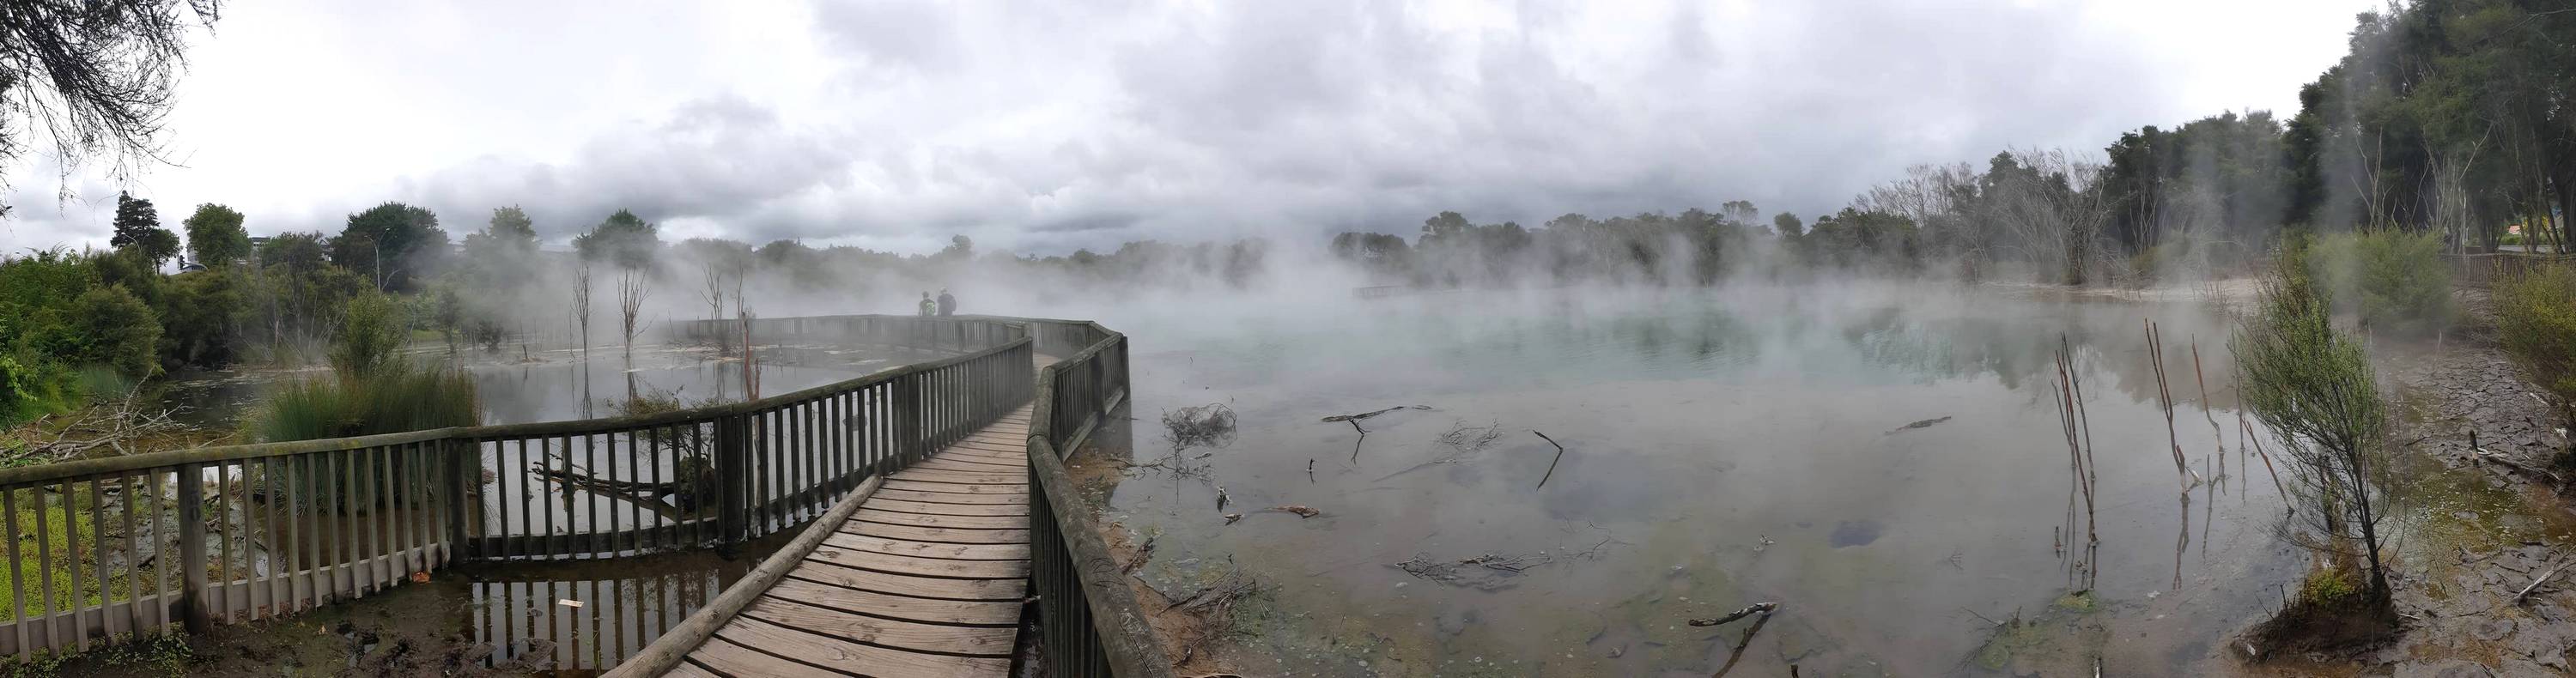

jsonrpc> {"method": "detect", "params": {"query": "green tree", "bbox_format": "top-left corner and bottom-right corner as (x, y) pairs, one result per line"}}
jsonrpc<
(108, 191), (179, 267)
(331, 202), (447, 292)
(0, 2), (221, 216)
(182, 203), (251, 266)
(1772, 213), (1804, 239)
(574, 209), (662, 269)
(471, 206), (538, 251)
(257, 231), (330, 270)
(61, 285), (162, 378)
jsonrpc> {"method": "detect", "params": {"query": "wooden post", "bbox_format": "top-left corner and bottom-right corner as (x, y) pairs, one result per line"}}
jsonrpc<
(714, 414), (749, 544)
(175, 463), (211, 633)
(446, 438), (473, 562)
(896, 373), (922, 465)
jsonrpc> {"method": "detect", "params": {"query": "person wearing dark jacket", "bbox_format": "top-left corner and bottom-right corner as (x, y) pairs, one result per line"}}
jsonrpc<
(937, 288), (957, 316)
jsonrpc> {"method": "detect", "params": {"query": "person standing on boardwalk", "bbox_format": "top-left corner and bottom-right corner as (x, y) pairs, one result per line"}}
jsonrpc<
(937, 288), (957, 316)
(918, 291), (936, 316)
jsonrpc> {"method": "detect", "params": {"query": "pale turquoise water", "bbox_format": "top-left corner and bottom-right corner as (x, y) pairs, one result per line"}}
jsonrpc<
(1070, 282), (2309, 676)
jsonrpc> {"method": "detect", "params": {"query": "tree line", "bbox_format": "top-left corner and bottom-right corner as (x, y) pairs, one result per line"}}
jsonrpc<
(1329, 2), (2576, 286)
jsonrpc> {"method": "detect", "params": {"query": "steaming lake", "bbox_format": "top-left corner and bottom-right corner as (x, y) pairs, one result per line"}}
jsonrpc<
(1067, 282), (2327, 675)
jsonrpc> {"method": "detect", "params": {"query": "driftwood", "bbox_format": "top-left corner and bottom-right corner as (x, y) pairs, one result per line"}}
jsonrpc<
(2517, 558), (2566, 606)
(1320, 405), (1430, 423)
(1322, 405), (1431, 436)
(9, 386), (187, 462)
(1534, 430), (1568, 488)
(2471, 430), (2564, 487)
(1882, 416), (1953, 435)
(1122, 536), (1157, 574)
(1709, 608), (1777, 677)
(1688, 602), (1779, 627)
(1269, 505), (1320, 518)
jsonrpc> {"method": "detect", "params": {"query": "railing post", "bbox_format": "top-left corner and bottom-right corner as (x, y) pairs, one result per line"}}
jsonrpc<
(715, 414), (749, 544)
(446, 438), (473, 561)
(896, 372), (923, 465)
(175, 463), (211, 633)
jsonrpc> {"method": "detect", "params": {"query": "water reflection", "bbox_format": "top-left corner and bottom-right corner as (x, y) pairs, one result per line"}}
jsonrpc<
(1077, 282), (2305, 675)
(457, 541), (767, 674)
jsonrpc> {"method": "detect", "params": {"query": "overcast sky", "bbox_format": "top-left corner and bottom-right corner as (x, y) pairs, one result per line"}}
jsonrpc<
(0, 0), (2379, 257)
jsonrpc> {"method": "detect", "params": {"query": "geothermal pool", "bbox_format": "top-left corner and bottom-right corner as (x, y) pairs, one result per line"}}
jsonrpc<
(1077, 283), (2325, 675)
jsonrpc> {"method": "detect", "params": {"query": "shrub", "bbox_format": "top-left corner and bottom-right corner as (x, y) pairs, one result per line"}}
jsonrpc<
(2495, 264), (2576, 457)
(2312, 230), (2453, 336)
(61, 286), (163, 379)
(330, 293), (406, 377)
(2236, 249), (2396, 612)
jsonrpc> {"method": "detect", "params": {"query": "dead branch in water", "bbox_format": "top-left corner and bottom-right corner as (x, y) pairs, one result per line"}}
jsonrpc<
(1323, 405), (1431, 436)
(1709, 606), (1777, 677)
(2239, 413), (2293, 515)
(1391, 537), (1613, 591)
(1689, 601), (1780, 627)
(1321, 405), (1429, 423)
(2146, 320), (2189, 491)
(2053, 336), (2099, 592)
(1371, 421), (1509, 482)
(1534, 430), (1568, 488)
(2192, 338), (2228, 489)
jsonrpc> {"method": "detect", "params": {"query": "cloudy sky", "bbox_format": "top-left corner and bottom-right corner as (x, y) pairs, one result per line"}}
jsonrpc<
(0, 0), (2379, 257)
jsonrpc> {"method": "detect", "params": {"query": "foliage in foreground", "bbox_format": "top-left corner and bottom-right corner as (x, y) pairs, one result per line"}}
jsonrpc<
(2234, 250), (2397, 615)
(2311, 230), (2452, 337)
(2495, 264), (2576, 460)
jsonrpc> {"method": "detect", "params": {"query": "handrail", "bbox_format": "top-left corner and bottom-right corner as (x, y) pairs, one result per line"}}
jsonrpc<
(0, 316), (1020, 485)
(0, 313), (1035, 660)
(1025, 319), (1173, 678)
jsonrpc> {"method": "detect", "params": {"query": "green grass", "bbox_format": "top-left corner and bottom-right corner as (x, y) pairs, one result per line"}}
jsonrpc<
(0, 486), (172, 626)
(249, 360), (479, 443)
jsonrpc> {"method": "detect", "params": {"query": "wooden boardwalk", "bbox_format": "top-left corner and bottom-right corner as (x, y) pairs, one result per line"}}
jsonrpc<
(666, 405), (1036, 678)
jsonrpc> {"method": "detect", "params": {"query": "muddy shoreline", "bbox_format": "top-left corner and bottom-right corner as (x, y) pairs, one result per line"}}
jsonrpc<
(2343, 287), (2576, 675)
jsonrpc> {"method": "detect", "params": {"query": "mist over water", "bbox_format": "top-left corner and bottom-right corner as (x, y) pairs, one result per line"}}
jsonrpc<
(1067, 281), (2312, 675)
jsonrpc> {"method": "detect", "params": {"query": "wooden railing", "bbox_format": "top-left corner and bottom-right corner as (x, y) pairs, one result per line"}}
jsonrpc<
(0, 314), (1032, 660)
(1024, 319), (1173, 678)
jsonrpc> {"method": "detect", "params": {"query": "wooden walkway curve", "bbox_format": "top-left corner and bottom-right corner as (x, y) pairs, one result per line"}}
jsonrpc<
(666, 405), (1036, 678)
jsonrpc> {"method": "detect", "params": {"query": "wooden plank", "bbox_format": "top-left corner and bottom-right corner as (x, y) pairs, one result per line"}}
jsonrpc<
(742, 597), (1018, 657)
(882, 478), (1019, 494)
(864, 499), (1027, 517)
(688, 633), (844, 678)
(822, 533), (1030, 560)
(911, 458), (1020, 474)
(888, 469), (1025, 486)
(958, 434), (1025, 447)
(847, 521), (1029, 545)
(935, 443), (1025, 457)
(926, 451), (1021, 466)
(667, 658), (727, 678)
(790, 558), (1027, 601)
(805, 544), (1025, 580)
(715, 615), (1010, 678)
(852, 509), (1024, 530)
(768, 577), (1022, 624)
(872, 488), (1026, 505)
(667, 659), (726, 678)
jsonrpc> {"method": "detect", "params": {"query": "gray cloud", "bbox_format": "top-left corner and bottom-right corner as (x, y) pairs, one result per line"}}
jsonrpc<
(2, 0), (2365, 256)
